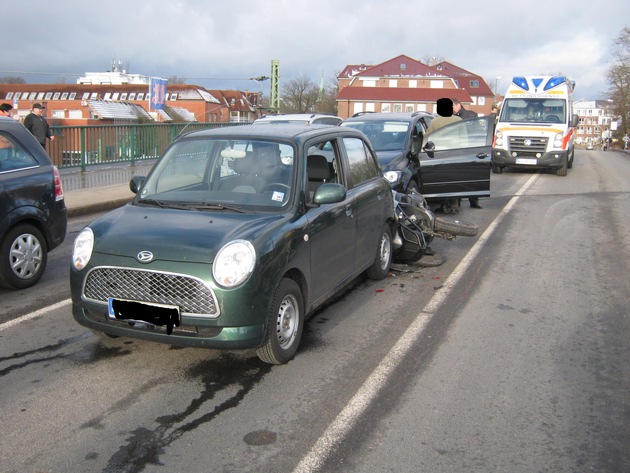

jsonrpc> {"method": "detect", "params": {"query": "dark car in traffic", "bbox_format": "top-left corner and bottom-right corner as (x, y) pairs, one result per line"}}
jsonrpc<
(0, 116), (67, 289)
(70, 124), (396, 364)
(341, 112), (493, 204)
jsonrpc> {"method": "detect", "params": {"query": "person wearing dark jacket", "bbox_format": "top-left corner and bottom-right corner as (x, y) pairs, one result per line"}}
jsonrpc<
(24, 103), (54, 149)
(451, 97), (478, 120)
(451, 97), (483, 208)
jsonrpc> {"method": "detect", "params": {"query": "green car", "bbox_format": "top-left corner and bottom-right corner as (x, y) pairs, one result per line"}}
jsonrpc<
(71, 125), (396, 364)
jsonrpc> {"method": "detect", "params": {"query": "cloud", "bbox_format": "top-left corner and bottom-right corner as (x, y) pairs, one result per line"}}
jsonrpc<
(1, 0), (628, 100)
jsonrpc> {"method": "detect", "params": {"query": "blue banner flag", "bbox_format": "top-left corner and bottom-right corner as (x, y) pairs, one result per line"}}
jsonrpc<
(149, 77), (168, 110)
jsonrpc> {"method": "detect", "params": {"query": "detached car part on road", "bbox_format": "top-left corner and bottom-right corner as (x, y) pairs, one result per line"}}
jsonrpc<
(71, 125), (396, 364)
(0, 116), (67, 289)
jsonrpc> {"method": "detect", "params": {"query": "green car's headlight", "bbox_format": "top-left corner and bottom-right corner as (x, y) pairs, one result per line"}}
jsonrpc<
(213, 239), (256, 288)
(72, 227), (94, 270)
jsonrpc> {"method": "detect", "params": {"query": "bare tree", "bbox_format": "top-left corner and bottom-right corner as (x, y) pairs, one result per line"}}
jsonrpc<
(607, 26), (630, 136)
(422, 55), (446, 67)
(0, 76), (26, 84)
(167, 76), (187, 85)
(280, 74), (319, 113)
(314, 73), (340, 116)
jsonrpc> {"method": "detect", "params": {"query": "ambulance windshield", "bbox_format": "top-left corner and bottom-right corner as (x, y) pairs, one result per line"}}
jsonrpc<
(500, 98), (566, 124)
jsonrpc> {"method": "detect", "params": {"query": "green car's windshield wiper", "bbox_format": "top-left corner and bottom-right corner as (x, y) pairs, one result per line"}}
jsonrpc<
(137, 198), (192, 210)
(187, 202), (246, 213)
(138, 198), (246, 213)
(138, 198), (169, 208)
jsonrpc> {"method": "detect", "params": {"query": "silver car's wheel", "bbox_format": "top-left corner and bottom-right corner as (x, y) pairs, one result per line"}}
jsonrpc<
(0, 224), (48, 289)
(257, 278), (304, 364)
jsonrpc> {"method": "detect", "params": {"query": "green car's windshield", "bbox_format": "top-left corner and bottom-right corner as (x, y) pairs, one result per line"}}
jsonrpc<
(137, 138), (296, 211)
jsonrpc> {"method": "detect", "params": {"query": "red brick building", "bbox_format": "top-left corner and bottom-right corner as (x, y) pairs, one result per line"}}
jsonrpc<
(336, 55), (494, 118)
(0, 83), (261, 126)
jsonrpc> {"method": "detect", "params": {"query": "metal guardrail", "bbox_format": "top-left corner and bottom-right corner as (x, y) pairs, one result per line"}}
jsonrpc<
(48, 122), (247, 171)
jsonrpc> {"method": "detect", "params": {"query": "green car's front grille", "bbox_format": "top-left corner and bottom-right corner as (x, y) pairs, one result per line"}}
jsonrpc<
(83, 267), (219, 317)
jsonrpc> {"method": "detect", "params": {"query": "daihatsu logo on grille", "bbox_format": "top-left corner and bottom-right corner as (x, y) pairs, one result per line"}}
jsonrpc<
(137, 251), (154, 263)
(524, 139), (532, 146)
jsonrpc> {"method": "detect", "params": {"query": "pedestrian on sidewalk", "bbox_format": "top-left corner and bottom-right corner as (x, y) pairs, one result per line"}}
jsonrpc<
(24, 103), (54, 149)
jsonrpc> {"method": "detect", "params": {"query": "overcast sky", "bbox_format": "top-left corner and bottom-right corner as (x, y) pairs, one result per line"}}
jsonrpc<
(1, 0), (628, 101)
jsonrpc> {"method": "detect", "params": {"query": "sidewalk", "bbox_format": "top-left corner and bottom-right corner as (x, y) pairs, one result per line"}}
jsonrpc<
(60, 160), (156, 218)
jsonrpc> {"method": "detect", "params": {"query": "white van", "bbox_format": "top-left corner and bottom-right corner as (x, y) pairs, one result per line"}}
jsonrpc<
(493, 76), (579, 176)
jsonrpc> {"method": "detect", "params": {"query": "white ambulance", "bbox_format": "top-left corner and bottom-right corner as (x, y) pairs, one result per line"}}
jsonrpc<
(493, 76), (579, 176)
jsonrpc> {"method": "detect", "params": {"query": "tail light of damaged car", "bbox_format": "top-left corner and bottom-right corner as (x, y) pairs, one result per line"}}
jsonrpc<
(70, 125), (396, 364)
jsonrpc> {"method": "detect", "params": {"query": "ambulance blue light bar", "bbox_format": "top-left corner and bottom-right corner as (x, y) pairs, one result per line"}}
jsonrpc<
(543, 77), (567, 90)
(512, 76), (529, 90)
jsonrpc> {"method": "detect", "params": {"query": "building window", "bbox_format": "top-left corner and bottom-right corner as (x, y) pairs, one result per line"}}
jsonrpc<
(52, 110), (65, 119)
(382, 104), (391, 113)
(61, 92), (68, 100)
(478, 96), (485, 106)
(409, 80), (417, 88)
(393, 104), (402, 112)
(353, 102), (364, 115)
(53, 92), (61, 100)
(137, 93), (145, 100)
(430, 80), (444, 89)
(112, 93), (119, 100)
(120, 93), (128, 100)
(37, 92), (45, 100)
(69, 110), (83, 119)
(405, 104), (414, 113)
(44, 92), (53, 100)
(104, 93), (112, 100)
(29, 92), (37, 100)
(82, 92), (90, 100)
(469, 80), (480, 87)
(90, 92), (98, 99)
(69, 92), (76, 100)
(363, 80), (376, 87)
(365, 102), (375, 112)
(389, 79), (398, 88)
(416, 103), (427, 112)
(129, 92), (136, 100)
(5, 92), (13, 99)
(170, 93), (177, 100)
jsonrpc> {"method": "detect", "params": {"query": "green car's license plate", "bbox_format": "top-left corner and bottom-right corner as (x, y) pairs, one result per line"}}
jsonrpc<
(108, 298), (180, 334)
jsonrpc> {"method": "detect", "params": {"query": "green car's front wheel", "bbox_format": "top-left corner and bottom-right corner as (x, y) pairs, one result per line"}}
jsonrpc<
(257, 278), (304, 365)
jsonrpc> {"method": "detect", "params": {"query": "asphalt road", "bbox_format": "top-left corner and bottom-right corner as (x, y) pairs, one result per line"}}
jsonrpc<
(1, 150), (628, 473)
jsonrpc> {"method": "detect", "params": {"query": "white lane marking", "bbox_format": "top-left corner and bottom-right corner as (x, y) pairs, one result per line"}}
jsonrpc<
(293, 173), (540, 473)
(0, 299), (71, 332)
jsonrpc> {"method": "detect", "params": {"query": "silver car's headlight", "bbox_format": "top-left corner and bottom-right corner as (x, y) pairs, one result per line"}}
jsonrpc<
(383, 170), (401, 184)
(213, 239), (256, 288)
(72, 227), (94, 270)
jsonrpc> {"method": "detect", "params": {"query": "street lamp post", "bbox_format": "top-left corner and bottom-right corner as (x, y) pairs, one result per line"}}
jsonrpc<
(249, 76), (269, 117)
(494, 76), (502, 99)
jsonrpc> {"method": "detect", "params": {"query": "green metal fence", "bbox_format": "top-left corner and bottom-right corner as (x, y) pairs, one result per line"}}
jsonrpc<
(48, 122), (246, 171)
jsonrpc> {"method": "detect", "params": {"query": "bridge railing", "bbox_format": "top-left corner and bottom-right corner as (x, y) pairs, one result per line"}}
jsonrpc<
(48, 122), (246, 170)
